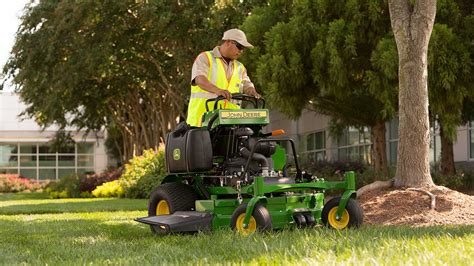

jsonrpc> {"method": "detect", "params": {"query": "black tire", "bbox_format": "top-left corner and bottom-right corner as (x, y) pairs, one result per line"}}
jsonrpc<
(148, 182), (198, 233)
(321, 196), (363, 229)
(231, 203), (272, 234)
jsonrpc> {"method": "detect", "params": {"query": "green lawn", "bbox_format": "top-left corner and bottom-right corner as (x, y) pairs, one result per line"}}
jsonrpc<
(0, 193), (472, 265)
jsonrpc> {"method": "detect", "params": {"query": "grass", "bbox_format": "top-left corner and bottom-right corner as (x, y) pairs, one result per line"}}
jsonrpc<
(0, 193), (473, 265)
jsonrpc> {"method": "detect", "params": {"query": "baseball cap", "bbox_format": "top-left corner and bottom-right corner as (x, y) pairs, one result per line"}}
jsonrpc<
(222, 29), (254, 48)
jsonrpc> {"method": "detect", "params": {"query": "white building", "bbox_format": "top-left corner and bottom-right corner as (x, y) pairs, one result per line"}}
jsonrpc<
(0, 91), (109, 180)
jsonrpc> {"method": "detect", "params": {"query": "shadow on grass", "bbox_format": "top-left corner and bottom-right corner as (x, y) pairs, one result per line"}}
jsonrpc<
(0, 198), (147, 215)
(0, 192), (50, 201)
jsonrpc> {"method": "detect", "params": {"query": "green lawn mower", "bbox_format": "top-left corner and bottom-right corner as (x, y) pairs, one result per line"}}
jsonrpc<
(136, 93), (363, 235)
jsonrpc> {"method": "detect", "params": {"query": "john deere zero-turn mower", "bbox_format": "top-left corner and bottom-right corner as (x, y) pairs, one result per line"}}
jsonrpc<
(136, 93), (363, 234)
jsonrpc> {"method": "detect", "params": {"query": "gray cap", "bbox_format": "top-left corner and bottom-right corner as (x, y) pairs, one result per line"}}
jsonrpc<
(222, 28), (254, 48)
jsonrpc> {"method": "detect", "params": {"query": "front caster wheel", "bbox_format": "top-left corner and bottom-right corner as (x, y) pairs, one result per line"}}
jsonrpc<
(322, 196), (363, 229)
(230, 203), (272, 235)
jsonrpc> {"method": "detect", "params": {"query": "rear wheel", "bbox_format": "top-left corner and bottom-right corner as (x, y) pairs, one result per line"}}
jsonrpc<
(231, 203), (272, 235)
(322, 196), (363, 229)
(148, 182), (198, 233)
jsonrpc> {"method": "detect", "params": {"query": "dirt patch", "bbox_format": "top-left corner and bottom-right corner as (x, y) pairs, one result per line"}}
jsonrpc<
(359, 186), (474, 226)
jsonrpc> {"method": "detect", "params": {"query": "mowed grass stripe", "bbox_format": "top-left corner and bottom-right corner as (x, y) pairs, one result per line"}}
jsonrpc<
(0, 193), (147, 215)
(0, 193), (472, 265)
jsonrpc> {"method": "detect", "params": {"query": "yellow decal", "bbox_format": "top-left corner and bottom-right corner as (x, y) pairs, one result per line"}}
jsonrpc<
(220, 111), (267, 119)
(173, 149), (181, 160)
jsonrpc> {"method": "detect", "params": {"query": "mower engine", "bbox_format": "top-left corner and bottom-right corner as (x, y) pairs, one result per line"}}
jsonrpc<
(224, 128), (276, 175)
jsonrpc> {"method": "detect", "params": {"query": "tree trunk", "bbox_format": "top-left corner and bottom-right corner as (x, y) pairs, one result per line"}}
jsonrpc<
(439, 123), (456, 175)
(389, 0), (436, 188)
(371, 120), (389, 177)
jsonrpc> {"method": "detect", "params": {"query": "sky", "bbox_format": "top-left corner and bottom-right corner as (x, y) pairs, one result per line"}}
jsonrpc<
(1, 1), (29, 92)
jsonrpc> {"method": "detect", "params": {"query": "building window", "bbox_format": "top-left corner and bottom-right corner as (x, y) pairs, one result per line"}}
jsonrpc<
(388, 118), (399, 164)
(430, 121), (441, 163)
(470, 121), (474, 159)
(0, 142), (95, 180)
(0, 143), (18, 170)
(337, 127), (372, 163)
(302, 131), (326, 161)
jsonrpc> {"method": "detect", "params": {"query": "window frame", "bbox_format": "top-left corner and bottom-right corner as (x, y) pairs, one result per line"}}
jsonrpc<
(0, 141), (95, 180)
(302, 131), (326, 162)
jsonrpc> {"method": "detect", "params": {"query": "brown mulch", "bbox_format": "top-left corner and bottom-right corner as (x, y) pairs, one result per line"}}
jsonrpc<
(358, 186), (474, 226)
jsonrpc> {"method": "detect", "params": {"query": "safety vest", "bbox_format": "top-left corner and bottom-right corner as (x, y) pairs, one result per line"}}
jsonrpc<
(186, 51), (245, 127)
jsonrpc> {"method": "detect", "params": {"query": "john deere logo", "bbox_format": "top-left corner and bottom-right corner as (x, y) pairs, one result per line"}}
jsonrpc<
(220, 111), (267, 119)
(173, 149), (181, 160)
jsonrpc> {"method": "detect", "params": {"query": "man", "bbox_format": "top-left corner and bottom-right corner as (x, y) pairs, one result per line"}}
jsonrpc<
(186, 28), (261, 127)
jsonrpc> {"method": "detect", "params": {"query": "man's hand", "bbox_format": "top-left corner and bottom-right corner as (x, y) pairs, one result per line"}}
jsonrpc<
(244, 87), (261, 99)
(215, 89), (232, 100)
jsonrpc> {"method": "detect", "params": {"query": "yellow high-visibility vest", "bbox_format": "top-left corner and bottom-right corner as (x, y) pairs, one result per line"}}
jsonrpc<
(186, 51), (245, 127)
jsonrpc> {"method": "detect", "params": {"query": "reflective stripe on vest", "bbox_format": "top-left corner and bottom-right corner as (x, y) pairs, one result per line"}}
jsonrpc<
(186, 51), (245, 127)
(190, 92), (217, 99)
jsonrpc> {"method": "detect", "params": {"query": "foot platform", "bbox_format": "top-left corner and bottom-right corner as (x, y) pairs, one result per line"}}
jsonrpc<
(135, 211), (213, 233)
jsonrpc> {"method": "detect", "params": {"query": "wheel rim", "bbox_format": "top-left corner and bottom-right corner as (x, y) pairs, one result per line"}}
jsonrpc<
(328, 207), (350, 229)
(235, 213), (257, 235)
(156, 200), (170, 215)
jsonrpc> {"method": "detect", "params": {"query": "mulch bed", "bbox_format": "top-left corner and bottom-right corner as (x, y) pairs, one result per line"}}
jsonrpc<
(358, 186), (474, 226)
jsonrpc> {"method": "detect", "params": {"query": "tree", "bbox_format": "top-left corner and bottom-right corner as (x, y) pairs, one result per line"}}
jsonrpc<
(242, 0), (397, 176)
(388, 0), (436, 187)
(3, 0), (257, 162)
(428, 0), (473, 175)
(429, 25), (472, 175)
(350, 0), (473, 178)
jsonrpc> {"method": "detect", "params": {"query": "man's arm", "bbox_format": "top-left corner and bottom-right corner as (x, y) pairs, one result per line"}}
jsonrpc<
(191, 52), (231, 100)
(241, 67), (261, 98)
(195, 76), (231, 100)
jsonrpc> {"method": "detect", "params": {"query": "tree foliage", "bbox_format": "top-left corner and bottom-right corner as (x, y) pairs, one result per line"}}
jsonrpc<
(242, 0), (397, 175)
(243, 0), (397, 121)
(429, 0), (473, 140)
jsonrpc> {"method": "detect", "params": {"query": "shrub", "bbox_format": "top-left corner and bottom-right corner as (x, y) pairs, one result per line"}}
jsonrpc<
(300, 160), (368, 179)
(432, 172), (474, 191)
(79, 168), (122, 193)
(92, 180), (125, 198)
(354, 167), (394, 189)
(299, 160), (398, 190)
(46, 168), (124, 198)
(124, 173), (163, 199)
(0, 174), (43, 193)
(45, 174), (81, 198)
(119, 149), (166, 198)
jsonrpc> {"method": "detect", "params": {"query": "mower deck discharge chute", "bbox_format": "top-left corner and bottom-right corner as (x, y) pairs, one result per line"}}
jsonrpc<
(135, 93), (363, 234)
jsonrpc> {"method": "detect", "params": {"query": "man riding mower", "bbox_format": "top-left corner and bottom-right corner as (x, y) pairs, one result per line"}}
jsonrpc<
(136, 93), (363, 235)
